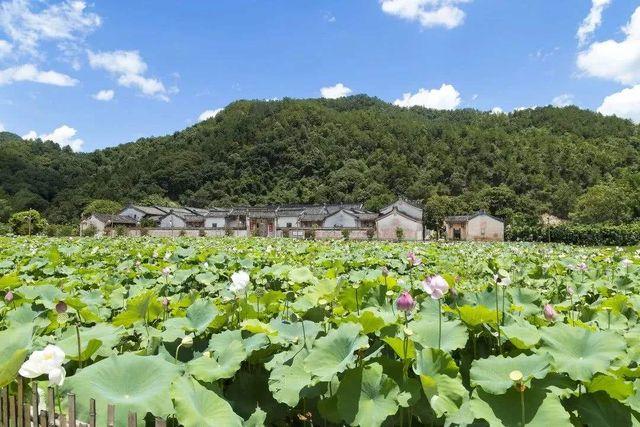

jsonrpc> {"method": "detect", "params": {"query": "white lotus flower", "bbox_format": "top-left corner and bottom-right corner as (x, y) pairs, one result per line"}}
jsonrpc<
(229, 271), (250, 294)
(19, 345), (66, 386)
(423, 275), (449, 300)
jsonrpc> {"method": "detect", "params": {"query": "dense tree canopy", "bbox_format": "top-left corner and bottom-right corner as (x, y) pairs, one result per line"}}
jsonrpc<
(1, 97), (639, 225)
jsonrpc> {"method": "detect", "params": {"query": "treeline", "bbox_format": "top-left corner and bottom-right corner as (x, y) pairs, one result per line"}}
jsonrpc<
(1, 96), (640, 228)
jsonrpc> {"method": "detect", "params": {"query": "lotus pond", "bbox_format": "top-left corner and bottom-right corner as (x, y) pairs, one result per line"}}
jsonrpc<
(1, 237), (640, 426)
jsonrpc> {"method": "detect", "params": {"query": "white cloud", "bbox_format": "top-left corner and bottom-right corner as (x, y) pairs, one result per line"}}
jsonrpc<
(577, 0), (612, 46)
(491, 107), (504, 114)
(0, 0), (100, 57)
(87, 50), (147, 76)
(198, 108), (223, 122)
(88, 49), (170, 101)
(0, 64), (77, 86)
(23, 125), (84, 151)
(0, 122), (4, 131)
(551, 93), (574, 107)
(92, 89), (114, 101)
(598, 84), (640, 122)
(577, 6), (640, 85)
(0, 39), (11, 57)
(393, 83), (461, 109)
(21, 130), (36, 140)
(320, 83), (352, 99)
(380, 0), (470, 29)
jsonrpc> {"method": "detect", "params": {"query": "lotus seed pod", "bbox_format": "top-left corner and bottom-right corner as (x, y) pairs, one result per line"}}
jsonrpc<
(181, 335), (194, 348)
(509, 370), (523, 382)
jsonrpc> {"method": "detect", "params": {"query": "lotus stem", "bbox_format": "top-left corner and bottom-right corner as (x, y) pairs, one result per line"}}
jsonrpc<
(501, 286), (506, 326)
(174, 343), (182, 362)
(519, 386), (525, 427)
(495, 286), (501, 354)
(75, 322), (82, 369)
(438, 299), (442, 350)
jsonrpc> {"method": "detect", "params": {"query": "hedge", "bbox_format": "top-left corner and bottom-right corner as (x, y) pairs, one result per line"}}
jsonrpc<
(507, 223), (640, 246)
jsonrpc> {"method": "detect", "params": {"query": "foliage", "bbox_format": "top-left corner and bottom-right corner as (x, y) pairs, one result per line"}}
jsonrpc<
(570, 182), (634, 224)
(8, 210), (48, 235)
(2, 101), (640, 225)
(1, 237), (640, 426)
(82, 199), (122, 216)
(508, 223), (640, 246)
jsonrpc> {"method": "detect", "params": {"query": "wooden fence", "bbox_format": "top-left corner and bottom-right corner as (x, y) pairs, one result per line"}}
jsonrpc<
(0, 378), (167, 427)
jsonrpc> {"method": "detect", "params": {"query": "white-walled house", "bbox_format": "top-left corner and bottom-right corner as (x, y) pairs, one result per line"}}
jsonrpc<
(376, 199), (424, 241)
(444, 211), (504, 241)
(81, 214), (137, 236)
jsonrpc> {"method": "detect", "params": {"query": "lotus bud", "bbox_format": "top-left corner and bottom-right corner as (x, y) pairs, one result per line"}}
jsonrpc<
(566, 286), (575, 296)
(576, 262), (588, 271)
(55, 301), (67, 314)
(162, 297), (170, 308)
(162, 267), (171, 277)
(202, 351), (211, 358)
(622, 258), (632, 267)
(407, 251), (422, 266)
(381, 267), (389, 277)
(181, 335), (194, 348)
(135, 260), (141, 268)
(4, 291), (13, 302)
(403, 327), (413, 337)
(543, 304), (556, 321)
(396, 292), (415, 312)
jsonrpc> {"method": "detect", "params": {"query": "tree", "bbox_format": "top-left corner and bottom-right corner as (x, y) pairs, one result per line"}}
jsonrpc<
(8, 210), (49, 235)
(570, 182), (634, 224)
(0, 198), (12, 222)
(82, 199), (122, 217)
(139, 194), (180, 208)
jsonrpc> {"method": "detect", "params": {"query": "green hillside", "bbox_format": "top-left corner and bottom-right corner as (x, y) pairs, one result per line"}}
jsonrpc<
(1, 96), (639, 225)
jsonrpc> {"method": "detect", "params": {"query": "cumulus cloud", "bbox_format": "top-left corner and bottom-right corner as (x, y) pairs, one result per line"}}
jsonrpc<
(0, 122), (4, 131)
(551, 94), (574, 107)
(320, 83), (352, 99)
(92, 89), (113, 101)
(577, 0), (612, 46)
(0, 39), (11, 57)
(598, 85), (640, 122)
(0, 0), (100, 57)
(380, 0), (470, 29)
(577, 6), (640, 85)
(0, 64), (77, 86)
(491, 107), (504, 114)
(393, 83), (461, 109)
(198, 108), (223, 122)
(23, 125), (84, 151)
(88, 49), (170, 101)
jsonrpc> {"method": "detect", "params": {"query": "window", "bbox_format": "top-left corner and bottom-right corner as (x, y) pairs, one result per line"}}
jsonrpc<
(286, 222), (292, 228)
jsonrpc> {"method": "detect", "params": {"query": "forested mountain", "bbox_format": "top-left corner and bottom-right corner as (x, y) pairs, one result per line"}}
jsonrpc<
(1, 95), (640, 226)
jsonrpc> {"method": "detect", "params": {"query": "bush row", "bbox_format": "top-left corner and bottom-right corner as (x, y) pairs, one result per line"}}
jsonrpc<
(507, 223), (640, 246)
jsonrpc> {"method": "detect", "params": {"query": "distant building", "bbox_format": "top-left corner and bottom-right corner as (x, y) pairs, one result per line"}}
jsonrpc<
(376, 199), (424, 241)
(444, 210), (504, 241)
(81, 214), (137, 236)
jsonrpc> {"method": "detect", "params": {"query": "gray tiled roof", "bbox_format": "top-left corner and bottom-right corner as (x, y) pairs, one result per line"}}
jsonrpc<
(91, 214), (137, 225)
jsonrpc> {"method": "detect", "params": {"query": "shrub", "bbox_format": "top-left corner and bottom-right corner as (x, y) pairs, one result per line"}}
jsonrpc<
(140, 227), (149, 237)
(115, 226), (128, 237)
(507, 223), (640, 246)
(225, 227), (234, 237)
(395, 227), (404, 242)
(0, 223), (12, 235)
(46, 224), (77, 237)
(8, 210), (48, 235)
(82, 224), (98, 236)
(140, 218), (156, 228)
(341, 228), (350, 240)
(367, 228), (375, 240)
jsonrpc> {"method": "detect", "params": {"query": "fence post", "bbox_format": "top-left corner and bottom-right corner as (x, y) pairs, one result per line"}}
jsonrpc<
(1, 387), (8, 426)
(38, 410), (47, 427)
(8, 396), (15, 427)
(68, 393), (76, 427)
(88, 399), (96, 427)
(17, 377), (24, 427)
(127, 411), (137, 427)
(31, 382), (38, 427)
(106, 405), (115, 427)
(46, 387), (55, 427)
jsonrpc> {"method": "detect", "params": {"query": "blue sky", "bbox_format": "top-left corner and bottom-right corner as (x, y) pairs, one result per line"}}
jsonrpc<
(0, 0), (639, 151)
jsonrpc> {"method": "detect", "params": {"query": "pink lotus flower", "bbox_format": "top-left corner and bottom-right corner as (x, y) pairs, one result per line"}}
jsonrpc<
(407, 251), (422, 266)
(396, 292), (416, 312)
(543, 304), (556, 321)
(566, 286), (575, 296)
(162, 267), (171, 277)
(576, 262), (588, 271)
(4, 291), (13, 302)
(162, 297), (170, 308)
(55, 301), (67, 314)
(423, 275), (449, 300)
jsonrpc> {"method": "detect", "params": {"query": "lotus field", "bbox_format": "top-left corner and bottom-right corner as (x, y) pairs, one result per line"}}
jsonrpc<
(2, 237), (640, 426)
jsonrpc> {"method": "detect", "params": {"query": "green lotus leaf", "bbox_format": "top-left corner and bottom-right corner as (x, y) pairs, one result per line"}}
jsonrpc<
(470, 387), (571, 427)
(410, 317), (468, 352)
(502, 321), (541, 349)
(164, 298), (219, 333)
(171, 375), (242, 427)
(303, 322), (368, 381)
(470, 353), (552, 395)
(538, 323), (626, 381)
(508, 287), (541, 316)
(587, 374), (634, 400)
(63, 354), (180, 426)
(187, 340), (246, 382)
(0, 272), (20, 289)
(268, 352), (316, 407)
(113, 290), (163, 327)
(243, 406), (267, 427)
(341, 310), (386, 334)
(288, 267), (317, 284)
(572, 391), (640, 427)
(383, 336), (416, 360)
(57, 324), (124, 361)
(457, 305), (499, 327)
(0, 323), (32, 387)
(336, 363), (400, 427)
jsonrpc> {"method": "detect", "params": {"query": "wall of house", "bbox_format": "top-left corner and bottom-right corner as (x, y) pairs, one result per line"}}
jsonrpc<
(467, 215), (504, 241)
(277, 215), (300, 228)
(445, 222), (467, 240)
(323, 211), (357, 228)
(376, 213), (423, 241)
(204, 217), (226, 228)
(81, 216), (107, 235)
(159, 214), (186, 228)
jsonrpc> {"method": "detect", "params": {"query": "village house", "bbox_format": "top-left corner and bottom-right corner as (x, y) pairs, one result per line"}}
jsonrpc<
(81, 214), (137, 236)
(84, 199), (430, 240)
(444, 210), (504, 241)
(376, 199), (424, 241)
